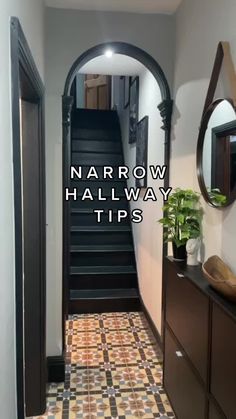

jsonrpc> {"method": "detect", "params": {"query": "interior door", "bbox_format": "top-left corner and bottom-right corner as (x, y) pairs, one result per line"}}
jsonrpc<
(85, 74), (111, 110)
(20, 99), (46, 417)
(212, 135), (233, 196)
(211, 136), (230, 196)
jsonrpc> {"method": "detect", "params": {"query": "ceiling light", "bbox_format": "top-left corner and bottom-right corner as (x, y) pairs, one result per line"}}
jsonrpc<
(105, 49), (113, 58)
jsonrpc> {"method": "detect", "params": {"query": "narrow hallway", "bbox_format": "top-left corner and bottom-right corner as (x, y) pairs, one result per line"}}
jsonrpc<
(32, 312), (174, 418)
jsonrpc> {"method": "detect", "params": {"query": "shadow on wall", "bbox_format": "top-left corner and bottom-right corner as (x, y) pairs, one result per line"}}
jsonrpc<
(171, 79), (211, 156)
(170, 102), (181, 142)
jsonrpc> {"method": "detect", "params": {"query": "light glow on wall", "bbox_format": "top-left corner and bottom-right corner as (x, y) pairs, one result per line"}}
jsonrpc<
(104, 49), (113, 58)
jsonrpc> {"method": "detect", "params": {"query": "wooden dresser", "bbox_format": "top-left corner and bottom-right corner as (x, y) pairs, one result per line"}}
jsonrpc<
(163, 256), (236, 419)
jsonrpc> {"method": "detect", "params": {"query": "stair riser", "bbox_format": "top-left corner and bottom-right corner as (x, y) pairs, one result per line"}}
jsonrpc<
(72, 140), (122, 154)
(70, 231), (133, 246)
(72, 129), (120, 142)
(69, 297), (141, 314)
(70, 251), (135, 266)
(72, 110), (118, 130)
(71, 197), (128, 210)
(72, 152), (124, 166)
(70, 274), (138, 290)
(71, 212), (130, 226)
(70, 180), (126, 195)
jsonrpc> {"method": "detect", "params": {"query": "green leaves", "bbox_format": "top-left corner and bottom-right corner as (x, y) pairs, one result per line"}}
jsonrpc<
(208, 188), (227, 206)
(158, 188), (203, 248)
(177, 214), (185, 224)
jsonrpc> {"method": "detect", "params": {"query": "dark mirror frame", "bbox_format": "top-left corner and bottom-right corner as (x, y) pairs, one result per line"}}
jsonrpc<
(197, 98), (236, 208)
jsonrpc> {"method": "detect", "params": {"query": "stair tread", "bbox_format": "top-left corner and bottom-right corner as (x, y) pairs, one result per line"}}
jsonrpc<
(72, 151), (122, 156)
(71, 225), (131, 232)
(73, 109), (117, 114)
(70, 244), (134, 252)
(72, 128), (120, 142)
(72, 150), (123, 156)
(70, 265), (136, 275)
(70, 288), (139, 300)
(72, 109), (118, 119)
(71, 139), (122, 154)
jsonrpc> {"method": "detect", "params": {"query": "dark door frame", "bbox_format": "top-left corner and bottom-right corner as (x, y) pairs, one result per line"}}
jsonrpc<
(62, 41), (173, 344)
(11, 17), (46, 419)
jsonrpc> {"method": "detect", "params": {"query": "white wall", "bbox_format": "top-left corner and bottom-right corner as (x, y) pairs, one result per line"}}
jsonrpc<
(0, 1), (45, 418)
(172, 0), (236, 268)
(203, 100), (235, 190)
(45, 7), (175, 354)
(114, 68), (164, 333)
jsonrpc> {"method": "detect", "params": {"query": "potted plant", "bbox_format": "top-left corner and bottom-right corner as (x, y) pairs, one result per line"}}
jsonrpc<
(158, 188), (203, 261)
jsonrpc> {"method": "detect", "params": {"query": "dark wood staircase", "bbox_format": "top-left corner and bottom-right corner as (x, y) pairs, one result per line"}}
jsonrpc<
(68, 108), (140, 314)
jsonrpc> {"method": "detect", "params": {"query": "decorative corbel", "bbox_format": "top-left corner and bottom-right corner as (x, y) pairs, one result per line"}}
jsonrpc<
(158, 99), (173, 132)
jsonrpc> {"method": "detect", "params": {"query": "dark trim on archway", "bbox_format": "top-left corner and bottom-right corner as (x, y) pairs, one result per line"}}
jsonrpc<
(62, 95), (73, 345)
(62, 41), (173, 345)
(63, 42), (171, 101)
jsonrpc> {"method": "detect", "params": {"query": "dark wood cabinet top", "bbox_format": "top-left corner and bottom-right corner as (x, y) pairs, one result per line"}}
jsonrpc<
(166, 257), (236, 322)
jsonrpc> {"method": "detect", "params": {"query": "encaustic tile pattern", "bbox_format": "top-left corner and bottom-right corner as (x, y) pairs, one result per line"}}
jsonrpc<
(30, 312), (175, 419)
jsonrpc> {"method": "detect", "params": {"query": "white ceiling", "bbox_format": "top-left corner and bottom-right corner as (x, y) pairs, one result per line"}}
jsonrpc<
(79, 54), (146, 76)
(45, 0), (182, 15)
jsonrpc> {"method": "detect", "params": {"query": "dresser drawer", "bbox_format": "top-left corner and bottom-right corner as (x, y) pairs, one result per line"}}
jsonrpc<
(211, 303), (236, 419)
(164, 328), (205, 419)
(165, 259), (209, 381)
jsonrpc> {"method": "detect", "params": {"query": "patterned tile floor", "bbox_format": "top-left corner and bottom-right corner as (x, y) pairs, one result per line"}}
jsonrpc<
(31, 312), (175, 419)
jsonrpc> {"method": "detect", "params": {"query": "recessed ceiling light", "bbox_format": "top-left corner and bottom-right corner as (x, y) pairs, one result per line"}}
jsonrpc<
(105, 49), (113, 58)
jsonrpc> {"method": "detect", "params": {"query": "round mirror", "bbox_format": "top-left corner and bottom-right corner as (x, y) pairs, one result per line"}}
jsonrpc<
(197, 99), (236, 207)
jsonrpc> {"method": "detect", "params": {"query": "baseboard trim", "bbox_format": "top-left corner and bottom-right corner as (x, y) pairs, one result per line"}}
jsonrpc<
(47, 355), (65, 383)
(140, 297), (163, 351)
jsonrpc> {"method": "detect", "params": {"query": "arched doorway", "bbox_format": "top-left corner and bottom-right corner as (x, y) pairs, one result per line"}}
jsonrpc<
(62, 41), (173, 339)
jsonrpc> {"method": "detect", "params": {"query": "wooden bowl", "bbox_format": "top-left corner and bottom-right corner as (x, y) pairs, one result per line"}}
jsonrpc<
(202, 255), (236, 303)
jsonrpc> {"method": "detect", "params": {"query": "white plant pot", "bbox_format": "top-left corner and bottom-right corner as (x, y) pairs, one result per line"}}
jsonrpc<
(186, 237), (201, 266)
